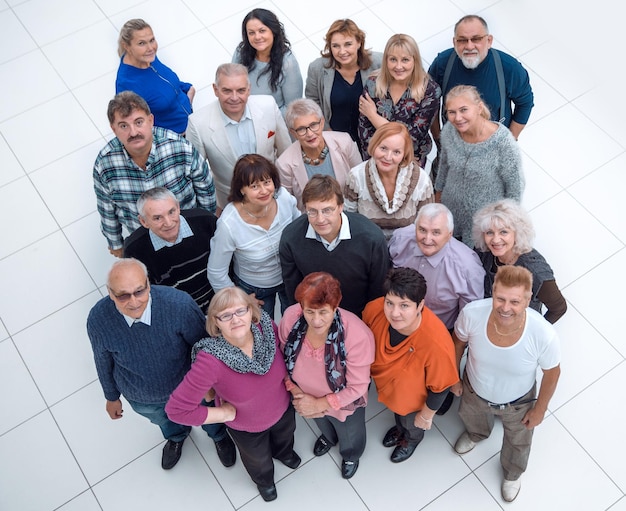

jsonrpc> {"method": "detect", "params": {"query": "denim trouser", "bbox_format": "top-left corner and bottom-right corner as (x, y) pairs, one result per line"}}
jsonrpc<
(127, 398), (227, 443)
(458, 375), (536, 480)
(233, 274), (288, 320)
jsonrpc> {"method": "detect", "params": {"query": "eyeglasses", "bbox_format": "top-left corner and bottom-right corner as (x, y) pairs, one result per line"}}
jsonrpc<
(305, 206), (337, 218)
(215, 306), (250, 322)
(111, 281), (149, 302)
(454, 35), (489, 45)
(292, 121), (322, 137)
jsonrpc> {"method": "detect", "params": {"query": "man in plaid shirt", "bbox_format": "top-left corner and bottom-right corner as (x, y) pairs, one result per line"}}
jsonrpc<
(94, 91), (216, 257)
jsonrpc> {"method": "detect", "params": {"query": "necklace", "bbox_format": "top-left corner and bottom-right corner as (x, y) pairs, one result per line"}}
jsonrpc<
(241, 202), (269, 219)
(492, 311), (525, 336)
(494, 256), (517, 267)
(302, 145), (329, 165)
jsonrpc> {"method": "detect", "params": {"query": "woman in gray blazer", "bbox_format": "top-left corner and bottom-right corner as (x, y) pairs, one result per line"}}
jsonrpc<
(305, 19), (382, 153)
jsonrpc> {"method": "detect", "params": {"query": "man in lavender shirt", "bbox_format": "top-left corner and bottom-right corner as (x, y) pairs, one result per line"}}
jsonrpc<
(388, 203), (485, 414)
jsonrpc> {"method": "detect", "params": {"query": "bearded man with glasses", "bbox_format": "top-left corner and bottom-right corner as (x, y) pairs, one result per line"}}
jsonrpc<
(428, 14), (534, 142)
(279, 174), (390, 317)
(86, 258), (236, 471)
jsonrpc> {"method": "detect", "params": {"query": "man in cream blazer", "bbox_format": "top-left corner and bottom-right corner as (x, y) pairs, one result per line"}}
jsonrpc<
(187, 63), (291, 209)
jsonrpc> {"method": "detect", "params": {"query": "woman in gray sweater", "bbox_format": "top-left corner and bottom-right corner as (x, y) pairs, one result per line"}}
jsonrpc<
(435, 85), (523, 246)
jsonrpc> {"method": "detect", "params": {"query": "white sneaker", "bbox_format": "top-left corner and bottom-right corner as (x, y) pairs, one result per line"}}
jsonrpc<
(502, 478), (521, 502)
(454, 432), (476, 454)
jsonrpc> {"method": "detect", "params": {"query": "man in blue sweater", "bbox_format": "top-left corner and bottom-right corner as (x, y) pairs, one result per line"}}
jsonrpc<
(86, 259), (235, 470)
(428, 15), (534, 141)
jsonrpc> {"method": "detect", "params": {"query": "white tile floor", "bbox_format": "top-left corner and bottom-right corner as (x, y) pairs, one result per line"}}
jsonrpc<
(0, 0), (624, 509)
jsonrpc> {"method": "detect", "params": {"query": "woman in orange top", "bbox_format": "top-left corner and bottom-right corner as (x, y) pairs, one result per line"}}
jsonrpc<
(362, 267), (459, 463)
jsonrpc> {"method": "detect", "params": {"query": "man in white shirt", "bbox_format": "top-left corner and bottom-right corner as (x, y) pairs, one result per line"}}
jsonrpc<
(186, 63), (291, 209)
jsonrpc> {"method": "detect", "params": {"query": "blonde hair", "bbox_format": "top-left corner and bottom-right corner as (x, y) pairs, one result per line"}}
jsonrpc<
(445, 85), (491, 120)
(374, 34), (428, 102)
(367, 122), (413, 167)
(117, 19), (151, 57)
(205, 287), (261, 337)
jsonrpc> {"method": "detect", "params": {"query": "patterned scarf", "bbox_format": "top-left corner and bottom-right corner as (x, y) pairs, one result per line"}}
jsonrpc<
(284, 309), (348, 392)
(192, 310), (276, 375)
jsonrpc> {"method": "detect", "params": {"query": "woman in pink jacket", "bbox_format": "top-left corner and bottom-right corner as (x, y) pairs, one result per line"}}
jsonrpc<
(276, 99), (362, 210)
(279, 272), (374, 479)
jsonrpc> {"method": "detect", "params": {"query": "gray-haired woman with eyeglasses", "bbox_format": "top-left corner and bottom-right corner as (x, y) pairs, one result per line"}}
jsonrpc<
(276, 98), (362, 211)
(166, 286), (299, 502)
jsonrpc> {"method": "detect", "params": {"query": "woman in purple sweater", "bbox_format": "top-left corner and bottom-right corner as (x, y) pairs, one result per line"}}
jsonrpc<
(279, 272), (374, 479)
(166, 287), (299, 502)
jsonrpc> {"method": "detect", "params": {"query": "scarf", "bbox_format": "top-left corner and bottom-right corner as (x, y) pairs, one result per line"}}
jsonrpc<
(284, 309), (347, 393)
(192, 310), (276, 375)
(365, 157), (420, 214)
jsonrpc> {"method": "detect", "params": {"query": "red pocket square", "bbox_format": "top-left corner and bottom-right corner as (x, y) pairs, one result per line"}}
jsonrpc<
(267, 130), (275, 138)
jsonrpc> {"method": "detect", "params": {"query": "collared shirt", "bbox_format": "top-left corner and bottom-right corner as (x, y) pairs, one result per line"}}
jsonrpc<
(220, 105), (256, 156)
(149, 215), (193, 250)
(389, 224), (485, 329)
(93, 126), (216, 250)
(305, 212), (351, 251)
(122, 295), (152, 327)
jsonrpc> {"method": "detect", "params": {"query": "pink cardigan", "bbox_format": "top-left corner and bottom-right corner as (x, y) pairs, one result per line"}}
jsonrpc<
(165, 333), (290, 433)
(278, 304), (374, 422)
(275, 131), (362, 211)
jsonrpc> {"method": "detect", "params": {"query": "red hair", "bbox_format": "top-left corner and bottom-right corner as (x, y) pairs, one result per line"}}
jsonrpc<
(294, 272), (342, 309)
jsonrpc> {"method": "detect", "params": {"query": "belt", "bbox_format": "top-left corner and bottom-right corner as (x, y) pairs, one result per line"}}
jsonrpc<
(486, 396), (537, 410)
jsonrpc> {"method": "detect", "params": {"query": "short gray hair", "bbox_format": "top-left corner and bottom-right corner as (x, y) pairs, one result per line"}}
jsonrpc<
(106, 258), (148, 288)
(214, 63), (250, 86)
(416, 203), (454, 232)
(136, 187), (178, 218)
(472, 199), (534, 255)
(284, 99), (324, 129)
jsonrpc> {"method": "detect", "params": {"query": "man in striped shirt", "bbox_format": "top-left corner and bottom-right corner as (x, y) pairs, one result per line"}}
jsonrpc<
(94, 91), (216, 257)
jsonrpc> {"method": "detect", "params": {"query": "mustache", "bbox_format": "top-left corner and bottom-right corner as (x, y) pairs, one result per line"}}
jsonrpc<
(128, 134), (144, 142)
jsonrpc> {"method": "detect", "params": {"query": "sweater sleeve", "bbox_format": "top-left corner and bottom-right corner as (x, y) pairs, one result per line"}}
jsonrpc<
(278, 52), (303, 115)
(86, 312), (121, 401)
(165, 352), (217, 426)
(279, 225), (304, 307)
(498, 129), (524, 200)
(342, 168), (360, 213)
(366, 227), (391, 303)
(537, 279), (567, 324)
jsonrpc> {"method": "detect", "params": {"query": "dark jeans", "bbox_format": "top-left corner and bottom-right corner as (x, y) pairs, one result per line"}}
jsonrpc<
(233, 274), (287, 320)
(127, 398), (227, 443)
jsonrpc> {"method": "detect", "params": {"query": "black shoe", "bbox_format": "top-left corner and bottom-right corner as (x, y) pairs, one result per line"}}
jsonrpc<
(436, 391), (455, 416)
(257, 484), (277, 502)
(214, 435), (236, 467)
(341, 459), (359, 479)
(390, 440), (420, 463)
(279, 451), (301, 469)
(162, 439), (185, 470)
(382, 426), (402, 448)
(313, 435), (332, 456)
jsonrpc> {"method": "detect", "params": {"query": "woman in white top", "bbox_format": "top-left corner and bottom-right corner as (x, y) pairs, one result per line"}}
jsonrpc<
(207, 154), (300, 319)
(344, 122), (433, 240)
